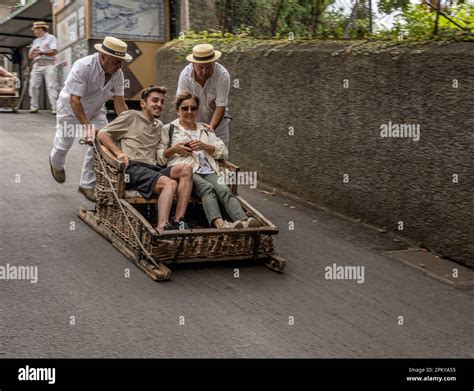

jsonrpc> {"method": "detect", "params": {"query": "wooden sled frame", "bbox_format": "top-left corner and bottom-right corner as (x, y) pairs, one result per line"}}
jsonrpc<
(78, 143), (286, 281)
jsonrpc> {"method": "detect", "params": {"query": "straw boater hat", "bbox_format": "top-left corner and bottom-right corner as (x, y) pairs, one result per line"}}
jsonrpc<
(186, 44), (221, 63)
(94, 36), (132, 62)
(31, 21), (49, 30)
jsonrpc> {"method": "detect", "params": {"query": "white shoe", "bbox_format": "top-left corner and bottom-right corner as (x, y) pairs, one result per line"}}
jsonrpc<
(30, 107), (38, 113)
(219, 220), (244, 229)
(242, 217), (261, 228)
(51, 109), (56, 115)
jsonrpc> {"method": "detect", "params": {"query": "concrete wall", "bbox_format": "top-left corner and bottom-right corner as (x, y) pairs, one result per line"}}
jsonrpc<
(156, 41), (474, 267)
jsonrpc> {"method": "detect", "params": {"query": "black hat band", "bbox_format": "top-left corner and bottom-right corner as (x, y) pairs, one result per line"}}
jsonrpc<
(192, 53), (215, 61)
(101, 44), (126, 57)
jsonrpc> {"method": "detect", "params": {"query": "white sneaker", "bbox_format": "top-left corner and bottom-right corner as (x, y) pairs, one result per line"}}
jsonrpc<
(219, 220), (244, 229)
(51, 109), (56, 115)
(30, 107), (38, 113)
(242, 217), (261, 228)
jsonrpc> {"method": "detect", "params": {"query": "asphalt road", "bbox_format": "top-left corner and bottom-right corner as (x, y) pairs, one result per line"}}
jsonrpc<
(0, 111), (472, 358)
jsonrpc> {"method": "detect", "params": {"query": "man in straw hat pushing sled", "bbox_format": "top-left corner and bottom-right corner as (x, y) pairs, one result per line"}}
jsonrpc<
(49, 36), (131, 202)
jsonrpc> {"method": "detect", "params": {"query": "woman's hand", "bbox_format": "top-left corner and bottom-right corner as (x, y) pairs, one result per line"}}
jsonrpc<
(189, 140), (206, 151)
(173, 143), (193, 157)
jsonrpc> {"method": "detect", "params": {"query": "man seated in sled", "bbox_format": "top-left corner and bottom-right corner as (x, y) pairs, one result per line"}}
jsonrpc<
(97, 86), (193, 233)
(157, 92), (260, 229)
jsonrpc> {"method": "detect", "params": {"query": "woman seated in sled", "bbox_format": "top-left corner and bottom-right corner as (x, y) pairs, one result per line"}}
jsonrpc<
(157, 92), (260, 229)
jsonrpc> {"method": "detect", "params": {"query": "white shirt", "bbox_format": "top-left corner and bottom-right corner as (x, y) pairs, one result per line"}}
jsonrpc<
(29, 32), (57, 64)
(57, 53), (124, 119)
(177, 62), (231, 144)
(187, 129), (214, 174)
(165, 120), (224, 174)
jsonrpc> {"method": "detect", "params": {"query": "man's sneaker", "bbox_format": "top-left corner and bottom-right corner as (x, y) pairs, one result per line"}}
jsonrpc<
(30, 107), (38, 113)
(78, 186), (96, 202)
(51, 109), (56, 115)
(242, 217), (260, 228)
(49, 156), (66, 183)
(219, 220), (244, 229)
(171, 218), (191, 230)
(163, 222), (175, 231)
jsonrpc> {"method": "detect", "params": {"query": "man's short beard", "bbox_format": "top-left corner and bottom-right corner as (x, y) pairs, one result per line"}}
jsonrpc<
(150, 108), (161, 118)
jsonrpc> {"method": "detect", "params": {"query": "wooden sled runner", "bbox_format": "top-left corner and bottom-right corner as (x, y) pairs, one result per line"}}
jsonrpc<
(78, 143), (286, 281)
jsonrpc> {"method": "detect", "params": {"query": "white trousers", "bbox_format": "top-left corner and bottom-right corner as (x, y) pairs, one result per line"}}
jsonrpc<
(29, 63), (58, 110)
(50, 113), (108, 189)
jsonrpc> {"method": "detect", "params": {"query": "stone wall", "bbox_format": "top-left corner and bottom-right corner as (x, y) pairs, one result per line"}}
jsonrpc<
(156, 41), (474, 266)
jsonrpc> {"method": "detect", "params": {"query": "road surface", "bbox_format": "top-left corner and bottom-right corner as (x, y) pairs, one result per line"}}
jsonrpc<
(0, 111), (472, 358)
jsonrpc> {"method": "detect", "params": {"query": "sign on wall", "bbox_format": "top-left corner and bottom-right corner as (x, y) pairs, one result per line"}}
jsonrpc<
(91, 0), (166, 42)
(56, 0), (86, 51)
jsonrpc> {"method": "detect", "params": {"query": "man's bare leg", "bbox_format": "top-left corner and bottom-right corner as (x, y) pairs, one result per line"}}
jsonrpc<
(169, 163), (193, 222)
(154, 176), (178, 232)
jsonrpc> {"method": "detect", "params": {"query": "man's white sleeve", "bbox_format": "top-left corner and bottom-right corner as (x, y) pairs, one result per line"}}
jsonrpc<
(113, 70), (125, 96)
(215, 71), (230, 107)
(64, 61), (88, 97)
(29, 38), (38, 55)
(48, 35), (58, 50)
(176, 69), (190, 95)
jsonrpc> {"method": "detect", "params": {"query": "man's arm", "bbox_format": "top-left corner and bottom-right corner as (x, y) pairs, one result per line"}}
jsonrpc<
(70, 95), (97, 142)
(97, 131), (128, 166)
(113, 95), (128, 115)
(97, 111), (133, 166)
(41, 49), (58, 57)
(208, 70), (230, 130)
(209, 106), (225, 130)
(176, 68), (189, 96)
(28, 47), (39, 60)
(29, 49), (56, 59)
(67, 62), (88, 125)
(70, 95), (91, 126)
(42, 35), (58, 57)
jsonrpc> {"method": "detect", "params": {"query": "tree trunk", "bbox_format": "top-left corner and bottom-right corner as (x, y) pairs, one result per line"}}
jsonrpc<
(433, 0), (441, 36)
(310, 0), (320, 36)
(344, 0), (359, 38)
(368, 0), (373, 34)
(271, 0), (285, 37)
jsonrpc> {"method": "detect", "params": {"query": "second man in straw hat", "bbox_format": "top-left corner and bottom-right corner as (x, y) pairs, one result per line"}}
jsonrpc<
(49, 36), (132, 202)
(177, 44), (232, 145)
(28, 21), (58, 114)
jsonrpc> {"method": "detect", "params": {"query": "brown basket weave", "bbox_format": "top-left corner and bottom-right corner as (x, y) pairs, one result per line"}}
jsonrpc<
(91, 146), (277, 264)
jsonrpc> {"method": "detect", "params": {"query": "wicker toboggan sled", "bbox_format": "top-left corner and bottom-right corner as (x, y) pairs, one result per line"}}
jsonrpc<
(78, 143), (286, 281)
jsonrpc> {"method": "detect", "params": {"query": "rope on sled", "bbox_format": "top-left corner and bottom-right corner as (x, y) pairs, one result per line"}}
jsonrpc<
(91, 139), (162, 269)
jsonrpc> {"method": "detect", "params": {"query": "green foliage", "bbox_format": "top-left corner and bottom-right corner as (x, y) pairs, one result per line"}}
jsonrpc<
(392, 3), (474, 39)
(318, 8), (352, 38)
(217, 0), (336, 38)
(181, 0), (473, 44)
(377, 0), (410, 14)
(170, 29), (272, 61)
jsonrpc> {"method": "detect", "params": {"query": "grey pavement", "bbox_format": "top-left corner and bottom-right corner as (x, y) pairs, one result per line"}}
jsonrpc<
(0, 111), (472, 358)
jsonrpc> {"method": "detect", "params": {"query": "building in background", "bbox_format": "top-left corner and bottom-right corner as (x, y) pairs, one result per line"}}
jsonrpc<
(52, 0), (171, 110)
(0, 0), (194, 110)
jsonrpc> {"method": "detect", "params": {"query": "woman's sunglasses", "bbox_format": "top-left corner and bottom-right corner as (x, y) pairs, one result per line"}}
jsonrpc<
(179, 106), (198, 112)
